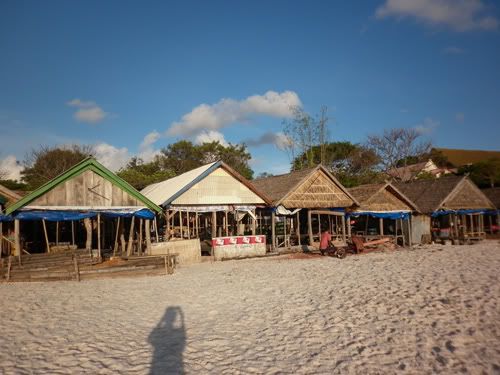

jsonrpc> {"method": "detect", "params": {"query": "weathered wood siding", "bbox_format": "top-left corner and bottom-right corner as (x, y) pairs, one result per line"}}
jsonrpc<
(30, 170), (143, 207)
(443, 179), (494, 210)
(281, 169), (353, 208)
(172, 168), (265, 205)
(361, 188), (412, 212)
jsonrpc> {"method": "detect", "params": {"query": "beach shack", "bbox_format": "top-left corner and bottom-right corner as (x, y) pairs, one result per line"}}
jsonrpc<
(395, 176), (495, 244)
(141, 161), (271, 260)
(347, 182), (419, 246)
(2, 158), (162, 258)
(252, 165), (358, 250)
(481, 187), (500, 234)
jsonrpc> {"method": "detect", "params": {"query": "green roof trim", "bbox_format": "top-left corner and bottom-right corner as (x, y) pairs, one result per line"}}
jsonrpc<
(5, 157), (162, 215)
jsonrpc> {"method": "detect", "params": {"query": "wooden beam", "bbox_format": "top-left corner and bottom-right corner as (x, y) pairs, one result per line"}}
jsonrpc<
(379, 218), (384, 236)
(97, 214), (101, 259)
(341, 215), (346, 244)
(56, 221), (59, 246)
(0, 221), (3, 257)
(84, 218), (92, 251)
(180, 211), (183, 239)
(113, 217), (120, 256)
(42, 219), (50, 253)
(211, 211), (217, 239)
(120, 220), (126, 255)
(145, 219), (152, 255)
(71, 221), (75, 246)
(187, 211), (191, 239)
(271, 210), (276, 250)
(165, 211), (170, 241)
(127, 217), (135, 256)
(138, 218), (143, 256)
(14, 219), (20, 257)
(308, 209), (313, 246)
(154, 217), (159, 243)
(195, 212), (199, 238)
(252, 210), (256, 235)
(296, 211), (301, 246)
(225, 211), (229, 236)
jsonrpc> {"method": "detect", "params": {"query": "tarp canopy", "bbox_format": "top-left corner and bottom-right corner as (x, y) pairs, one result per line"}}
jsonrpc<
(348, 211), (411, 220)
(0, 208), (156, 222)
(431, 209), (490, 218)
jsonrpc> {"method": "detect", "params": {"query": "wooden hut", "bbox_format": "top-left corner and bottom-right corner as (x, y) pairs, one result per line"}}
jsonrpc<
(395, 176), (495, 244)
(141, 161), (270, 244)
(2, 158), (162, 258)
(481, 187), (500, 234)
(347, 182), (419, 246)
(252, 165), (358, 250)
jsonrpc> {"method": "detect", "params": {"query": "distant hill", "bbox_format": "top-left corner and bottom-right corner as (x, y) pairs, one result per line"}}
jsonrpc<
(435, 148), (500, 167)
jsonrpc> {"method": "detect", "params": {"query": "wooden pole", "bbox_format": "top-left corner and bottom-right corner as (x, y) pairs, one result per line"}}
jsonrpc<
(187, 211), (191, 239)
(347, 215), (352, 239)
(379, 218), (384, 236)
(120, 220), (126, 255)
(180, 211), (183, 239)
(271, 210), (276, 250)
(127, 217), (135, 256)
(56, 221), (59, 246)
(154, 217), (159, 242)
(489, 215), (493, 234)
(71, 221), (75, 246)
(97, 214), (101, 259)
(84, 218), (92, 252)
(225, 211), (229, 236)
(165, 211), (170, 241)
(341, 215), (346, 244)
(14, 219), (20, 257)
(145, 219), (152, 254)
(252, 210), (256, 235)
(296, 211), (301, 246)
(138, 218), (143, 256)
(113, 217), (120, 256)
(211, 211), (217, 239)
(42, 219), (50, 253)
(195, 212), (199, 238)
(308, 210), (313, 246)
(0, 221), (2, 257)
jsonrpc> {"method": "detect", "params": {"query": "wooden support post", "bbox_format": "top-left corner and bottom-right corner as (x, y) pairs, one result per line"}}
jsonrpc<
(127, 217), (135, 256)
(14, 219), (21, 257)
(271, 210), (276, 250)
(138, 218), (143, 256)
(145, 219), (152, 255)
(341, 215), (346, 244)
(296, 211), (301, 246)
(187, 211), (191, 239)
(252, 210), (256, 235)
(120, 221), (126, 255)
(211, 211), (217, 239)
(180, 211), (183, 239)
(97, 214), (101, 259)
(42, 219), (50, 253)
(0, 221), (2, 257)
(284, 216), (288, 248)
(113, 217), (120, 256)
(84, 218), (92, 252)
(225, 211), (229, 236)
(56, 221), (59, 246)
(379, 218), (384, 236)
(347, 215), (352, 239)
(71, 221), (75, 246)
(154, 217), (159, 242)
(165, 211), (170, 241)
(317, 214), (321, 240)
(489, 215), (493, 234)
(195, 212), (199, 238)
(308, 210), (313, 246)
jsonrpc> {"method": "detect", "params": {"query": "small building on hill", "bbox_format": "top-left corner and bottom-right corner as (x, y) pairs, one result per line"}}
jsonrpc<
(253, 165), (358, 249)
(141, 161), (270, 247)
(1, 158), (162, 258)
(395, 176), (495, 244)
(347, 182), (419, 246)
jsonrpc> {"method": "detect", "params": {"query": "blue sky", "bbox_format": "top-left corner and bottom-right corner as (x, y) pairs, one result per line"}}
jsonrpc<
(1, 0), (499, 179)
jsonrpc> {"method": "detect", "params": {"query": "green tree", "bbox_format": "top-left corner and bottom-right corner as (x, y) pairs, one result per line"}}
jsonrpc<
(117, 157), (175, 190)
(459, 158), (500, 188)
(21, 145), (93, 189)
(0, 179), (28, 191)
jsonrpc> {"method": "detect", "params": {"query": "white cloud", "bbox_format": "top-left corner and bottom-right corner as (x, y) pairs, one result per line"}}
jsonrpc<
(443, 46), (465, 54)
(195, 130), (228, 146)
(414, 117), (440, 135)
(0, 155), (23, 181)
(93, 143), (130, 171)
(376, 0), (499, 32)
(137, 131), (162, 162)
(243, 131), (292, 150)
(67, 98), (110, 124)
(167, 90), (301, 137)
(455, 112), (465, 123)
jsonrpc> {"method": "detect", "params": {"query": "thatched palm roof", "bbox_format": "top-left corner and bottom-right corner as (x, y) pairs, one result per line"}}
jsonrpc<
(348, 182), (419, 212)
(482, 187), (500, 209)
(252, 165), (358, 209)
(394, 176), (495, 214)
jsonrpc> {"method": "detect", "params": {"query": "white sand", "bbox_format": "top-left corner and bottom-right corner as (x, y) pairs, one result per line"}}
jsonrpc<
(1, 241), (500, 374)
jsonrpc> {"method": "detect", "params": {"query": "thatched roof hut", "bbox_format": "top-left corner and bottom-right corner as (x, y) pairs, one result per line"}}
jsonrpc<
(348, 182), (418, 213)
(482, 187), (500, 209)
(394, 176), (494, 214)
(253, 165), (358, 209)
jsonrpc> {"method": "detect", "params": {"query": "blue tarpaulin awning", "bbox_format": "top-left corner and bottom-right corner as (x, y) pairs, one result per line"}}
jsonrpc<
(347, 211), (410, 220)
(0, 208), (156, 222)
(430, 209), (491, 218)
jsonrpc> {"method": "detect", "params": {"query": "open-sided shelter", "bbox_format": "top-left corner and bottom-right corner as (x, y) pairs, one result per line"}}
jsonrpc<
(141, 161), (270, 244)
(347, 182), (419, 246)
(252, 165), (358, 249)
(1, 158), (162, 258)
(395, 176), (495, 243)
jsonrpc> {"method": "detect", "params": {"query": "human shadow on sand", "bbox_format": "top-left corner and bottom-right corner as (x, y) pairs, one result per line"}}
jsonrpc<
(148, 306), (186, 375)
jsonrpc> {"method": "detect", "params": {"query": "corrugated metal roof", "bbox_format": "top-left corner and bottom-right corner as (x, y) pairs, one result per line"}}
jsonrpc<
(141, 162), (218, 206)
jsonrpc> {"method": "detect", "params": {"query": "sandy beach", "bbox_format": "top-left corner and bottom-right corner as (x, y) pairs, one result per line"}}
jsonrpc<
(1, 241), (500, 374)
